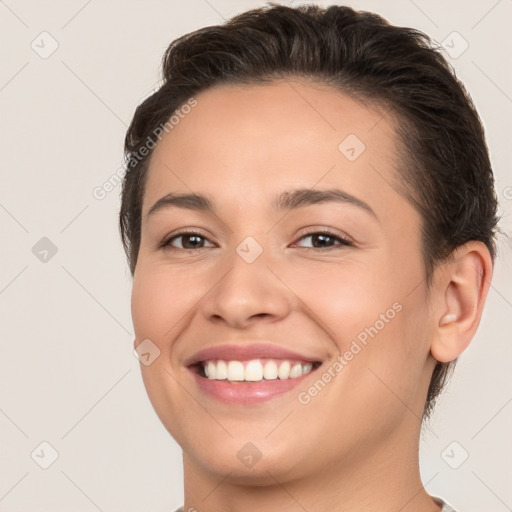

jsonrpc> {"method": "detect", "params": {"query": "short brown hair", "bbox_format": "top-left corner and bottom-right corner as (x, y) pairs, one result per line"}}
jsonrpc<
(119, 3), (499, 417)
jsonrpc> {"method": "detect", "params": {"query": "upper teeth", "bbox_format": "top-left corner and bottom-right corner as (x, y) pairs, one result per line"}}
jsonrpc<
(203, 359), (314, 382)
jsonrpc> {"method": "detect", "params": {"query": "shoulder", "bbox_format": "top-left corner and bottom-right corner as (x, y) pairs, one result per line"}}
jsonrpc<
(176, 502), (458, 512)
(432, 496), (459, 512)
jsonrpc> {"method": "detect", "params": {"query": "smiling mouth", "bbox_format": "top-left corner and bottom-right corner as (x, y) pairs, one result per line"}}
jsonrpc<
(192, 358), (322, 382)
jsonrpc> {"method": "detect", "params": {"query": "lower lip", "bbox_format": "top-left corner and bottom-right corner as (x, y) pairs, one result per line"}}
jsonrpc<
(190, 367), (319, 405)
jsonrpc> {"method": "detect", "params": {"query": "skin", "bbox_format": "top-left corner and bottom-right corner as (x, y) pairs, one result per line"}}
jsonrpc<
(131, 79), (493, 511)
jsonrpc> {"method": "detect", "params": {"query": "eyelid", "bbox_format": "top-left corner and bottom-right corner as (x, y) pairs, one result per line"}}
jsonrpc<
(158, 227), (216, 250)
(159, 226), (354, 251)
(292, 226), (354, 245)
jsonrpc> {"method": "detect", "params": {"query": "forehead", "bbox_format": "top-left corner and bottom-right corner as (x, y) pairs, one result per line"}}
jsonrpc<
(142, 79), (409, 223)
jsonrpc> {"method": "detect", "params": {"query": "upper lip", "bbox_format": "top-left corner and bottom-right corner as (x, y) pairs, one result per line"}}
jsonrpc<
(185, 343), (323, 367)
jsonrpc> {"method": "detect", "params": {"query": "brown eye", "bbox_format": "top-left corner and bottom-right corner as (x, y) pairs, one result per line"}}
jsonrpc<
(294, 231), (352, 249)
(161, 232), (214, 250)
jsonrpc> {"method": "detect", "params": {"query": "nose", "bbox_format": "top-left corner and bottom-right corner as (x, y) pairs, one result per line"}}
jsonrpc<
(199, 248), (292, 330)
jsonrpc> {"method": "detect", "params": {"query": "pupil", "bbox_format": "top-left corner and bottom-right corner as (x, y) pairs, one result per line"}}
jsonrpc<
(314, 234), (332, 247)
(184, 235), (202, 248)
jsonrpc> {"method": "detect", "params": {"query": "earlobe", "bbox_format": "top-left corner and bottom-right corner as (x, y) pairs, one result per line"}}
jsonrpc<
(430, 242), (493, 363)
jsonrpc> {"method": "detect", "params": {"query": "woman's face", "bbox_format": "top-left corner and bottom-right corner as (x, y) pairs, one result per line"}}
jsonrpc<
(131, 80), (438, 482)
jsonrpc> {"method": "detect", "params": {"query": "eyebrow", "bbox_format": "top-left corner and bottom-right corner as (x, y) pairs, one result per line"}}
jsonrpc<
(146, 188), (377, 220)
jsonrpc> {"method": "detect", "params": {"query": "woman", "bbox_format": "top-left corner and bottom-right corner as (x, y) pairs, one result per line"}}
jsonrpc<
(120, 4), (498, 511)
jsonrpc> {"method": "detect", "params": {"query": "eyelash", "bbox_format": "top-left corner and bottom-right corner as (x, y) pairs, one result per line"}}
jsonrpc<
(159, 228), (353, 252)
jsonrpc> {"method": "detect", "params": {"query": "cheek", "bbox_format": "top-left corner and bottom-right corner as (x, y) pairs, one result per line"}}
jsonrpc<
(131, 267), (193, 441)
(341, 288), (433, 417)
(307, 254), (431, 389)
(131, 272), (163, 342)
(294, 260), (397, 346)
(131, 265), (198, 346)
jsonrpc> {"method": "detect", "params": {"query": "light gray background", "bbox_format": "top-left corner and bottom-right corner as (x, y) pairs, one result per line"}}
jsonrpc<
(0, 1), (511, 510)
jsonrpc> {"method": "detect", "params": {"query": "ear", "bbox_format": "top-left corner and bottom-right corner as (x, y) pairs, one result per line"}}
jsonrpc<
(430, 241), (493, 363)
